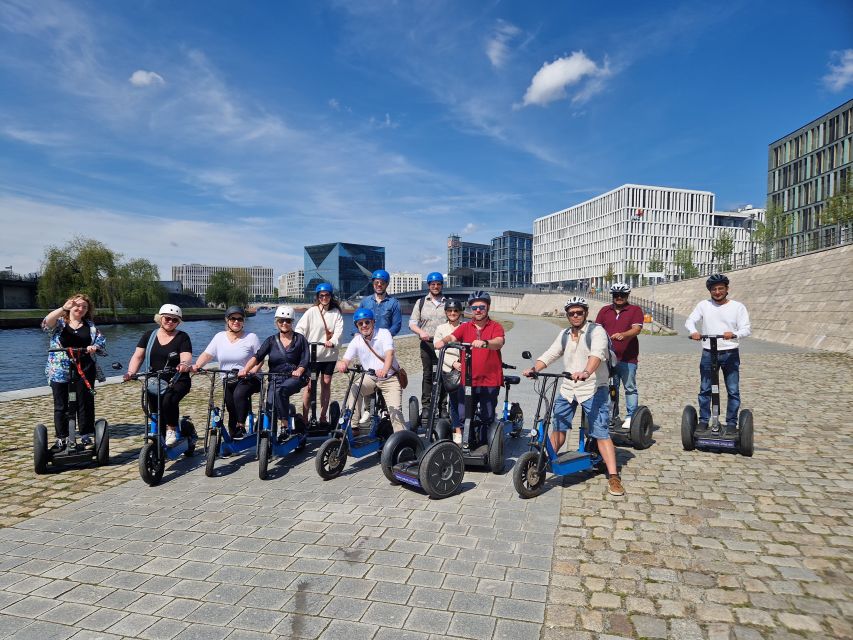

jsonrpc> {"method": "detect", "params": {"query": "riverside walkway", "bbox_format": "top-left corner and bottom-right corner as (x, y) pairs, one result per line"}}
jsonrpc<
(0, 314), (850, 639)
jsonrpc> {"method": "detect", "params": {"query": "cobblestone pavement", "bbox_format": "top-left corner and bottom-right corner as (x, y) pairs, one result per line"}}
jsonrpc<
(0, 316), (850, 639)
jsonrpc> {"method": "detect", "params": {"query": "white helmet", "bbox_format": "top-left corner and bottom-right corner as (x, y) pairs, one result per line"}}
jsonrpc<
(564, 296), (589, 310)
(275, 305), (295, 320)
(610, 282), (631, 295)
(157, 304), (182, 318)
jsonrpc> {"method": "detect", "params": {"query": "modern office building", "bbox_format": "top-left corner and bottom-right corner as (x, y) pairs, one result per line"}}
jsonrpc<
(490, 230), (532, 289)
(388, 272), (423, 295)
(172, 264), (275, 300)
(278, 269), (304, 299)
(304, 243), (385, 300)
(446, 235), (490, 288)
(767, 99), (853, 256)
(533, 184), (760, 290)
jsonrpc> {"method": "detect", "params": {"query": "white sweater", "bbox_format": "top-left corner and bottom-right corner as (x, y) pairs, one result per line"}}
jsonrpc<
(294, 306), (344, 362)
(685, 299), (751, 351)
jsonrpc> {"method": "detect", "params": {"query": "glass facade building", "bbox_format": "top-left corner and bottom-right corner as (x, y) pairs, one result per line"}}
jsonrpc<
(767, 99), (853, 256)
(303, 243), (385, 300)
(446, 235), (490, 288)
(490, 231), (532, 289)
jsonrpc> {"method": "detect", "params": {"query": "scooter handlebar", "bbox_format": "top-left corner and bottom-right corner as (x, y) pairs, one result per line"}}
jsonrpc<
(48, 346), (106, 356)
(525, 371), (572, 380)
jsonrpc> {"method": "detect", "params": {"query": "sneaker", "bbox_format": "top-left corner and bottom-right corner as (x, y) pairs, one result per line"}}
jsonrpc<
(453, 433), (462, 445)
(53, 438), (65, 450)
(608, 475), (625, 496)
(698, 421), (709, 431)
(80, 435), (93, 446)
(165, 430), (178, 446)
(358, 412), (371, 425)
(621, 417), (631, 430)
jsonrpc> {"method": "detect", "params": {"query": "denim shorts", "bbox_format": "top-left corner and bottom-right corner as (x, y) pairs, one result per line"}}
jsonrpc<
(552, 385), (611, 439)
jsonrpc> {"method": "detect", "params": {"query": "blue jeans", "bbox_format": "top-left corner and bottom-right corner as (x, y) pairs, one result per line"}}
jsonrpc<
(612, 361), (638, 419)
(552, 386), (611, 440)
(699, 348), (740, 426)
(447, 387), (464, 428)
(457, 387), (499, 441)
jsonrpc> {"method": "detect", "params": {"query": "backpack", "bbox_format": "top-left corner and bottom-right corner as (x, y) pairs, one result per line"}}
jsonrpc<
(561, 322), (618, 378)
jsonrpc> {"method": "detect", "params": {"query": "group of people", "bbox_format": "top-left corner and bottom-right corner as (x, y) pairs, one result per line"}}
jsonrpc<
(43, 271), (751, 499)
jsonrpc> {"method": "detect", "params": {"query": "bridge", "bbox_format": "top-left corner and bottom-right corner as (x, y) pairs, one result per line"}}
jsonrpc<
(392, 287), (525, 305)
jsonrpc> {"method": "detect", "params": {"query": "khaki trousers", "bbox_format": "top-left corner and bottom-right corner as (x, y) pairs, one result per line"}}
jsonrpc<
(347, 375), (406, 432)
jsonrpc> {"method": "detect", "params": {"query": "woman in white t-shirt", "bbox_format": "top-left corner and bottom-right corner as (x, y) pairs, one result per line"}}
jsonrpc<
(193, 306), (262, 438)
(433, 298), (465, 443)
(295, 283), (344, 425)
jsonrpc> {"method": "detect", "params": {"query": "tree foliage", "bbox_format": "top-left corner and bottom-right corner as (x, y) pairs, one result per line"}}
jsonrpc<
(673, 244), (699, 279)
(648, 251), (664, 273)
(754, 203), (785, 259)
(823, 172), (853, 225)
(712, 230), (734, 271)
(116, 259), (166, 313)
(604, 264), (615, 284)
(206, 270), (248, 307)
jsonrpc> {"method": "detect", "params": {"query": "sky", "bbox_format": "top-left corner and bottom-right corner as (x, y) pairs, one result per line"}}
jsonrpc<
(1, 0), (852, 279)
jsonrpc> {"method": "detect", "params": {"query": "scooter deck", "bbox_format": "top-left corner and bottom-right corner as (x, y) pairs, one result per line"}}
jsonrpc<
(49, 446), (96, 465)
(694, 427), (739, 449)
(221, 434), (258, 455)
(350, 435), (382, 457)
(392, 460), (422, 488)
(551, 450), (596, 475)
(461, 444), (489, 466)
(272, 434), (307, 456)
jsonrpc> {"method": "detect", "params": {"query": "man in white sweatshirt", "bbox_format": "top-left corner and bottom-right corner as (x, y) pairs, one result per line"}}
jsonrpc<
(685, 274), (751, 432)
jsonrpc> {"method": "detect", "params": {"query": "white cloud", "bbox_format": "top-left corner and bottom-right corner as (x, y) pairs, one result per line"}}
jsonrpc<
(462, 222), (478, 234)
(421, 254), (443, 265)
(520, 51), (610, 108)
(485, 20), (521, 69)
(370, 113), (399, 129)
(129, 69), (164, 86)
(0, 125), (69, 147)
(822, 49), (853, 92)
(328, 98), (341, 110)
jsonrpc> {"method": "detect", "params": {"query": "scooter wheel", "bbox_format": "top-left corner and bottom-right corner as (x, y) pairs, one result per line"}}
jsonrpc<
(488, 422), (504, 474)
(380, 430), (423, 484)
(293, 415), (308, 452)
(329, 401), (341, 428)
(316, 438), (348, 480)
(205, 428), (221, 477)
(181, 417), (196, 457)
(738, 409), (754, 457)
(629, 406), (654, 450)
(33, 424), (49, 474)
(681, 405), (697, 451)
(139, 442), (165, 486)
(419, 441), (464, 499)
(94, 419), (109, 466)
(513, 451), (545, 499)
(509, 403), (523, 437)
(408, 396), (420, 431)
(258, 432), (270, 480)
(432, 418), (452, 443)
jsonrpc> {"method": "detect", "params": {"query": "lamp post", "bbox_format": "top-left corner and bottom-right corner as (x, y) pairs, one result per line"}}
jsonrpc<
(748, 213), (756, 265)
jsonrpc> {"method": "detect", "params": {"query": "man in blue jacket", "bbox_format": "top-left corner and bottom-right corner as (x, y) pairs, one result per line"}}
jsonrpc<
(358, 269), (402, 335)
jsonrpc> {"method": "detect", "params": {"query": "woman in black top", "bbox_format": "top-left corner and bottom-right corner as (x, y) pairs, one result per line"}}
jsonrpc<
(42, 293), (106, 449)
(124, 304), (193, 446)
(240, 306), (308, 432)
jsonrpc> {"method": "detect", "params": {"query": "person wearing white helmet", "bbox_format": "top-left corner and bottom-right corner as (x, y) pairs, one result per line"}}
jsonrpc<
(240, 306), (309, 435)
(595, 283), (644, 429)
(523, 296), (625, 497)
(124, 304), (193, 446)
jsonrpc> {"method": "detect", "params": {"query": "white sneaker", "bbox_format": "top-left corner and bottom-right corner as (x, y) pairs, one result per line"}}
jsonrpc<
(165, 430), (178, 446)
(453, 433), (462, 445)
(622, 417), (631, 429)
(358, 412), (371, 425)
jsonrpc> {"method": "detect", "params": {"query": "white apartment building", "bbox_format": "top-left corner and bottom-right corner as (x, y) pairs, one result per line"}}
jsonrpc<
(388, 272), (423, 295)
(172, 264), (275, 300)
(278, 269), (304, 299)
(533, 184), (762, 288)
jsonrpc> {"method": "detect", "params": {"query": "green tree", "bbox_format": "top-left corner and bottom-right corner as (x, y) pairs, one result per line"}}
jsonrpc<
(823, 172), (853, 225)
(712, 230), (734, 271)
(38, 237), (120, 314)
(754, 203), (785, 261)
(205, 270), (248, 307)
(604, 264), (615, 285)
(674, 244), (699, 279)
(232, 268), (254, 304)
(648, 251), (664, 273)
(116, 259), (166, 313)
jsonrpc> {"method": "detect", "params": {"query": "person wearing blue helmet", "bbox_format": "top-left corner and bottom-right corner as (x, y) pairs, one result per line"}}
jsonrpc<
(337, 308), (406, 432)
(409, 271), (447, 421)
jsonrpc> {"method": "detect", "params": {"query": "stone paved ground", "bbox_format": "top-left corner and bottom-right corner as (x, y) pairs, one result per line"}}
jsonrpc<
(0, 315), (850, 639)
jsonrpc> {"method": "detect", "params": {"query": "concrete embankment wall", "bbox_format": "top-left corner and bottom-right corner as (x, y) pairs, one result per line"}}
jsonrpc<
(630, 244), (853, 354)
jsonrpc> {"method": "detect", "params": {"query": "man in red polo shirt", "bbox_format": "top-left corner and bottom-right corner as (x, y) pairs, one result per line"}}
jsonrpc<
(595, 283), (644, 428)
(434, 291), (505, 446)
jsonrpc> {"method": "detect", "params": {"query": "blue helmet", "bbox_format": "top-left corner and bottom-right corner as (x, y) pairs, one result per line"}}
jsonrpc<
(353, 308), (375, 323)
(371, 269), (390, 283)
(315, 282), (333, 294)
(426, 272), (444, 284)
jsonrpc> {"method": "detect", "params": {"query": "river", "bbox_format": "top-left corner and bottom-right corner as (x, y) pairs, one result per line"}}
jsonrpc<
(0, 311), (412, 392)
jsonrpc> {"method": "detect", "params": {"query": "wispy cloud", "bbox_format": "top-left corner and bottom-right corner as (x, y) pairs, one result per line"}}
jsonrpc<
(129, 69), (164, 87)
(823, 49), (853, 92)
(519, 51), (611, 108)
(462, 222), (478, 234)
(485, 20), (521, 68)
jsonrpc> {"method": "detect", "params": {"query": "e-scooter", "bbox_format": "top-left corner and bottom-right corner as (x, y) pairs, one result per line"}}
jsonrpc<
(315, 366), (395, 479)
(681, 335), (754, 456)
(33, 347), (119, 474)
(513, 351), (605, 498)
(200, 369), (259, 477)
(496, 362), (524, 438)
(305, 342), (340, 439)
(256, 372), (308, 480)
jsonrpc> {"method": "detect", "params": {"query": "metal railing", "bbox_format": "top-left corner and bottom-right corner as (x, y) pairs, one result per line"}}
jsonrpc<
(585, 290), (674, 329)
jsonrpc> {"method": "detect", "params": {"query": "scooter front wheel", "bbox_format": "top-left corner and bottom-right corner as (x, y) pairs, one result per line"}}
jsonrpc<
(205, 428), (221, 477)
(139, 442), (165, 486)
(629, 406), (654, 450)
(33, 424), (49, 474)
(681, 405), (697, 451)
(95, 419), (110, 466)
(258, 433), (270, 480)
(316, 438), (348, 479)
(513, 451), (546, 498)
(419, 441), (464, 499)
(738, 409), (754, 457)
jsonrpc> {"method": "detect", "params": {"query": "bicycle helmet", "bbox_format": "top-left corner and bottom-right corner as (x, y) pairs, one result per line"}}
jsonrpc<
(157, 304), (182, 318)
(610, 282), (631, 295)
(706, 273), (729, 290)
(371, 269), (390, 282)
(426, 272), (444, 284)
(353, 308), (375, 323)
(315, 282), (333, 294)
(564, 296), (589, 310)
(444, 298), (463, 312)
(224, 305), (244, 318)
(274, 305), (295, 320)
(468, 290), (491, 305)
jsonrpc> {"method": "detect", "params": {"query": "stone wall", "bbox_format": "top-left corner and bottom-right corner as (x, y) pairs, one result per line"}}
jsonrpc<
(630, 244), (853, 354)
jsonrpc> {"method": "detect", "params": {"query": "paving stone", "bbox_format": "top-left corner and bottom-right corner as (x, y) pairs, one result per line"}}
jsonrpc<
(318, 619), (379, 640)
(361, 601), (411, 628)
(403, 608), (453, 635)
(6, 620), (76, 640)
(446, 612), (496, 640)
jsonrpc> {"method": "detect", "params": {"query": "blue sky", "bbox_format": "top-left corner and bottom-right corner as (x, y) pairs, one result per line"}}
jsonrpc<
(1, 0), (851, 278)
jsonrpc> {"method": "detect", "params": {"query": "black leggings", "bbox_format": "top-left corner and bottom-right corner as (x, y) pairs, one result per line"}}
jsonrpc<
(225, 376), (261, 429)
(50, 372), (96, 438)
(146, 376), (191, 430)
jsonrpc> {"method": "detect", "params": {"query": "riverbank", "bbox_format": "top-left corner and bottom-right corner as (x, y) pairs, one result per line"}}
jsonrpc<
(0, 307), (236, 329)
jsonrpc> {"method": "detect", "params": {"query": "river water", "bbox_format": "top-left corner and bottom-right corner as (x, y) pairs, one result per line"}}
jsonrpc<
(0, 311), (411, 392)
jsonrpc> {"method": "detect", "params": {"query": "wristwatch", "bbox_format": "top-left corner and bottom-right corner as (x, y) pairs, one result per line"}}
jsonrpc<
(483, 340), (489, 348)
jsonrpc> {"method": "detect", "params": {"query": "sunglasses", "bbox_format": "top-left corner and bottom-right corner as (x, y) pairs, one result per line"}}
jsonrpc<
(276, 318), (293, 324)
(470, 305), (487, 311)
(161, 316), (180, 323)
(228, 317), (245, 323)
(317, 293), (331, 298)
(356, 320), (373, 327)
(612, 294), (628, 298)
(566, 310), (586, 317)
